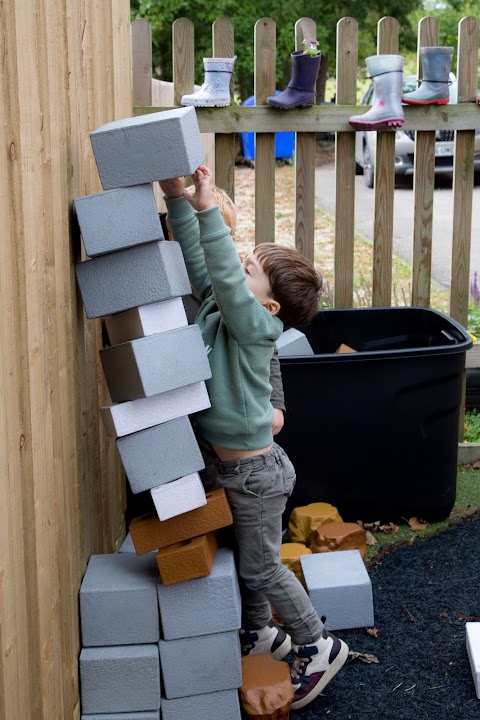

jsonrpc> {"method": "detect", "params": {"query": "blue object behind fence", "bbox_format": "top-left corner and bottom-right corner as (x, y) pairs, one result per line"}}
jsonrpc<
(241, 94), (295, 161)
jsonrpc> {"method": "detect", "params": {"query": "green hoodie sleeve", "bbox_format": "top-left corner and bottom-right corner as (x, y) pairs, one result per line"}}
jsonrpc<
(164, 196), (212, 300)
(197, 206), (282, 344)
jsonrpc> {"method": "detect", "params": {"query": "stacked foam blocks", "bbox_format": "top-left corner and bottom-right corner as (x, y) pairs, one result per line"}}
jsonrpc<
(76, 107), (243, 719)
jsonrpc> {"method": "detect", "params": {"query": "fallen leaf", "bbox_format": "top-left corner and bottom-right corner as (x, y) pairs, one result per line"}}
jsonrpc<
(366, 627), (379, 638)
(378, 522), (399, 533)
(408, 517), (429, 531)
(459, 613), (480, 621)
(348, 651), (379, 664)
(472, 460), (480, 469)
(365, 530), (377, 546)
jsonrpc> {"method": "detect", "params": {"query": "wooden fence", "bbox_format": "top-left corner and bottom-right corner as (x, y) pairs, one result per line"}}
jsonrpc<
(0, 1), (131, 717)
(133, 14), (480, 330)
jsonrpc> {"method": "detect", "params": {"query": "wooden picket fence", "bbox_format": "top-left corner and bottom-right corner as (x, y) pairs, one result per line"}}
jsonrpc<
(133, 14), (480, 330)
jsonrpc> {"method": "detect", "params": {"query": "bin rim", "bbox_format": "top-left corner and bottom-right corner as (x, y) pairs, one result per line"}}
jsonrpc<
(280, 306), (472, 363)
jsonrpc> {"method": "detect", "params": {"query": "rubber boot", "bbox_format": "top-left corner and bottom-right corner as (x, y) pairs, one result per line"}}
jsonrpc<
(267, 51), (321, 109)
(181, 56), (236, 107)
(349, 54), (405, 131)
(402, 47), (453, 105)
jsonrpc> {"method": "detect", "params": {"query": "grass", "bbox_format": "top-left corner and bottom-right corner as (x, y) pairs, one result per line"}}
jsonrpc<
(363, 465), (480, 565)
(464, 409), (480, 443)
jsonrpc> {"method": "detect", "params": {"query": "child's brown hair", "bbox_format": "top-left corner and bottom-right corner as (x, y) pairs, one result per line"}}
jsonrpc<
(253, 242), (323, 328)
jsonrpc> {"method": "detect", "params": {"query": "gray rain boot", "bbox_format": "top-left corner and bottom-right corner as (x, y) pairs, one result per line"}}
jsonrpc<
(349, 54), (405, 131)
(402, 47), (454, 105)
(181, 56), (236, 107)
(267, 51), (321, 109)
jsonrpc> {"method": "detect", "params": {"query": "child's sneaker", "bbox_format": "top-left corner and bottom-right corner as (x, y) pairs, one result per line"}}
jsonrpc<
(240, 620), (292, 660)
(290, 628), (349, 710)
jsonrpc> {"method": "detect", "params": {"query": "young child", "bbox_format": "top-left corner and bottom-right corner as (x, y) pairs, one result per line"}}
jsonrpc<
(160, 166), (348, 710)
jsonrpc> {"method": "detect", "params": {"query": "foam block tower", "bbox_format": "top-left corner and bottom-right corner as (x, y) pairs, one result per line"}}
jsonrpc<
(77, 108), (243, 719)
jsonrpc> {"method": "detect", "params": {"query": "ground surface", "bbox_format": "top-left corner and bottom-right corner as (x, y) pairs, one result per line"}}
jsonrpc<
(294, 517), (480, 719)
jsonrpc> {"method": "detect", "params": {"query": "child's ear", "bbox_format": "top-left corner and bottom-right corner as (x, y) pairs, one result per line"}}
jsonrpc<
(263, 299), (281, 317)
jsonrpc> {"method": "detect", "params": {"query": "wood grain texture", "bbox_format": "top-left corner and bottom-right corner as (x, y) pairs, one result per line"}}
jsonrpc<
(213, 17), (235, 199)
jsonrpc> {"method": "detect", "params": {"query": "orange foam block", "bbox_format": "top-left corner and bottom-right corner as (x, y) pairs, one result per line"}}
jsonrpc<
(241, 653), (293, 719)
(335, 343), (357, 353)
(130, 488), (233, 555)
(156, 532), (218, 585)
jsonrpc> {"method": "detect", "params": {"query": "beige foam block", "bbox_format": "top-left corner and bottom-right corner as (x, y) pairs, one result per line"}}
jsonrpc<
(308, 521), (367, 559)
(105, 297), (188, 345)
(280, 542), (312, 581)
(100, 380), (210, 438)
(288, 502), (343, 544)
(156, 532), (218, 585)
(129, 487), (233, 554)
(241, 653), (293, 719)
(151, 472), (207, 521)
(335, 343), (357, 353)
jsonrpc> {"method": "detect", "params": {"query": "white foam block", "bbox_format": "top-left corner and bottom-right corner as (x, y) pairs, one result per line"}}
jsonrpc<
(105, 298), (188, 346)
(276, 328), (314, 357)
(466, 622), (480, 699)
(100, 381), (210, 438)
(151, 473), (207, 521)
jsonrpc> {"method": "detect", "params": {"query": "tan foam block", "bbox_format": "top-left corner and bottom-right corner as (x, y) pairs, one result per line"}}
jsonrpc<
(241, 653), (293, 719)
(308, 521), (367, 559)
(288, 502), (343, 544)
(130, 488), (233, 554)
(335, 343), (357, 353)
(156, 532), (218, 585)
(280, 543), (312, 581)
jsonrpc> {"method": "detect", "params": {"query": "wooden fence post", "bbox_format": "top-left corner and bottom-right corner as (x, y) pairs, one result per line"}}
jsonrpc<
(213, 17), (235, 199)
(132, 18), (153, 106)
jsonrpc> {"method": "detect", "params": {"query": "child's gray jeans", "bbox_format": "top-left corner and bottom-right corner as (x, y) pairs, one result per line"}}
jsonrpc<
(215, 442), (323, 645)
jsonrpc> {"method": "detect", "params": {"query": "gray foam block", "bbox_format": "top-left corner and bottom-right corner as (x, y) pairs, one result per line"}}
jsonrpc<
(117, 416), (205, 494)
(300, 549), (374, 631)
(157, 547), (241, 640)
(118, 532), (136, 553)
(159, 630), (242, 699)
(82, 712), (160, 720)
(90, 107), (205, 190)
(80, 553), (159, 647)
(100, 324), (211, 403)
(79, 645), (160, 714)
(161, 689), (241, 720)
(74, 184), (164, 257)
(276, 328), (314, 357)
(76, 240), (191, 319)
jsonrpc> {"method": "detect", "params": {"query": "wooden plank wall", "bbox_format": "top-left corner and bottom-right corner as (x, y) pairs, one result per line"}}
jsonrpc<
(0, 1), (131, 717)
(133, 15), (479, 315)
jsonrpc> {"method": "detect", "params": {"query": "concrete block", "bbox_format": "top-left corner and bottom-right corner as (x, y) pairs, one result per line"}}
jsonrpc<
(466, 622), (480, 699)
(76, 240), (190, 319)
(157, 547), (241, 639)
(150, 472), (206, 521)
(80, 553), (159, 647)
(118, 532), (136, 552)
(117, 416), (205, 494)
(159, 630), (242, 699)
(82, 713), (160, 720)
(276, 328), (314, 357)
(79, 645), (160, 714)
(100, 325), (211, 402)
(161, 689), (241, 720)
(74, 184), (163, 257)
(156, 532), (217, 586)
(90, 107), (205, 190)
(129, 488), (233, 554)
(300, 550), (374, 631)
(100, 381), (210, 438)
(105, 298), (188, 345)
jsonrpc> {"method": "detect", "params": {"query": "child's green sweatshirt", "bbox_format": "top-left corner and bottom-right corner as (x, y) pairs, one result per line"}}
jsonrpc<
(165, 196), (283, 450)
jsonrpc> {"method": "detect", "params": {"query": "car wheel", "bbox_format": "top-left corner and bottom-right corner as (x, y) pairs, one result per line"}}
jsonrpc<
(363, 143), (374, 188)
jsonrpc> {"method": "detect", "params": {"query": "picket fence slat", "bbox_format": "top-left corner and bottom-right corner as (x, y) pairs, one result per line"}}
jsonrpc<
(213, 17), (236, 198)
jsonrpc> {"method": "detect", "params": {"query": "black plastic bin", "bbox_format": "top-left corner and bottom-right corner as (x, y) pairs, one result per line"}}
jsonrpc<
(276, 307), (472, 524)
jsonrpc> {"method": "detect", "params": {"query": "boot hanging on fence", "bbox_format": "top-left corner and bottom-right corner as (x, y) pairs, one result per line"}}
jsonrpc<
(402, 47), (454, 105)
(349, 54), (405, 131)
(267, 43), (321, 110)
(181, 56), (237, 108)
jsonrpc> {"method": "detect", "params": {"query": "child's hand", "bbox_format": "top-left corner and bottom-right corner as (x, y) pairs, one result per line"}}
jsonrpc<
(272, 408), (285, 436)
(159, 177), (185, 198)
(182, 166), (215, 212)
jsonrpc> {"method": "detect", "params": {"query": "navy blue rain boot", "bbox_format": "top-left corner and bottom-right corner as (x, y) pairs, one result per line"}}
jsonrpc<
(267, 51), (321, 109)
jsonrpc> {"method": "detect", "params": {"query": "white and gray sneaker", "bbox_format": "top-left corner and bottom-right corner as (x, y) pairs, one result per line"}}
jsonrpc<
(240, 620), (292, 660)
(291, 627), (349, 710)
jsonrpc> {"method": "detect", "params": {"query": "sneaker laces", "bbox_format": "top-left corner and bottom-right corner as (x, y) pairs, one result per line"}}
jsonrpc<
(291, 654), (311, 681)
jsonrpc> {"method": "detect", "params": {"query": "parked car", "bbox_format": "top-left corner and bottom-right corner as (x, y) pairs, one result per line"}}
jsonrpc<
(355, 74), (480, 187)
